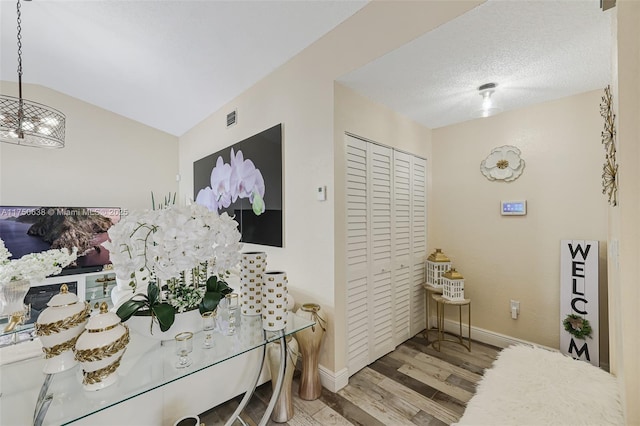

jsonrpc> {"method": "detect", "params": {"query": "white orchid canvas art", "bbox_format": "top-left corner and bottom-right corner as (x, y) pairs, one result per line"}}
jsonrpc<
(194, 124), (283, 247)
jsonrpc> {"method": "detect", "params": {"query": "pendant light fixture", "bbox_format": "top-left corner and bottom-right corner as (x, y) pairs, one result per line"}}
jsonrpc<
(476, 82), (502, 118)
(0, 0), (65, 148)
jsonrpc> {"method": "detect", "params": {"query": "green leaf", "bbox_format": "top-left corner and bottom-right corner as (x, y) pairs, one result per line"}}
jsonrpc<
(200, 292), (223, 314)
(116, 299), (148, 322)
(152, 303), (176, 332)
(206, 275), (232, 293)
(147, 283), (160, 304)
(201, 276), (233, 313)
(206, 275), (220, 292)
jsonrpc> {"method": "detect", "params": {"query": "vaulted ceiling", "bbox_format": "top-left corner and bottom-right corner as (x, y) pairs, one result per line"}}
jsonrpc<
(0, 0), (368, 136)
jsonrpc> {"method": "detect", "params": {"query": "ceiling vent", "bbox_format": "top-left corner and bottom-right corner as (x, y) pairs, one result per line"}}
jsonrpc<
(226, 110), (237, 128)
(600, 0), (615, 11)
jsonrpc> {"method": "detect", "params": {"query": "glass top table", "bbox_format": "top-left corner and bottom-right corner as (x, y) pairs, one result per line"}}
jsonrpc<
(0, 314), (314, 425)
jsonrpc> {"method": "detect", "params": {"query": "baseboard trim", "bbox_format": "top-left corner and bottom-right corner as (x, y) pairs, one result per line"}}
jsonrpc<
(441, 318), (556, 351)
(318, 365), (349, 392)
(318, 323), (558, 395)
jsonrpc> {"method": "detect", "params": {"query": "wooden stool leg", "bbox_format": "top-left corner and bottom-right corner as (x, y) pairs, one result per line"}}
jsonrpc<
(468, 303), (471, 352)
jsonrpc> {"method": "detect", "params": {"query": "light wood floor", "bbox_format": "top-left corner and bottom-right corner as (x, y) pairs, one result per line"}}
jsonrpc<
(200, 332), (500, 426)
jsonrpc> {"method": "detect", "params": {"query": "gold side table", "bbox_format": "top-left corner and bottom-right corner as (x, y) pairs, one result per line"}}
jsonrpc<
(432, 294), (471, 352)
(422, 283), (443, 343)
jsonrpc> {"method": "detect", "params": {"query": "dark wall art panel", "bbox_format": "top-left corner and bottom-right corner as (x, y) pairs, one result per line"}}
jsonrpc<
(194, 124), (283, 247)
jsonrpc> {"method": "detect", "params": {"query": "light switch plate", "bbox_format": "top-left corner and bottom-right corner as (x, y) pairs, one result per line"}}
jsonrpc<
(317, 186), (326, 201)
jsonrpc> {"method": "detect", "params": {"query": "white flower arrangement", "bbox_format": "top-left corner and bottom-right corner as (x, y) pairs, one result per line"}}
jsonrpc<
(102, 203), (242, 311)
(0, 238), (78, 283)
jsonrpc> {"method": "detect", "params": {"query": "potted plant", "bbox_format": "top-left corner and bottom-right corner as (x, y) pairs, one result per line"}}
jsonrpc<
(115, 275), (234, 333)
(103, 203), (242, 337)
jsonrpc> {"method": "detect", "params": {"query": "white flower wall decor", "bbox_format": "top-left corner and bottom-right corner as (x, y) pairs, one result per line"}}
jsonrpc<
(480, 145), (525, 182)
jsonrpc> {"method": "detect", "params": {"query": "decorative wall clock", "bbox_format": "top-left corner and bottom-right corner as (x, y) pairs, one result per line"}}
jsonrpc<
(600, 85), (618, 206)
(480, 145), (525, 182)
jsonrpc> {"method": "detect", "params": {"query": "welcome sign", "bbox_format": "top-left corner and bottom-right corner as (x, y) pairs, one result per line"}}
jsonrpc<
(560, 240), (599, 366)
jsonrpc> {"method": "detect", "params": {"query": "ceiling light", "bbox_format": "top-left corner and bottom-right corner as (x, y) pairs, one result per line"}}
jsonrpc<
(0, 0), (65, 148)
(476, 82), (502, 118)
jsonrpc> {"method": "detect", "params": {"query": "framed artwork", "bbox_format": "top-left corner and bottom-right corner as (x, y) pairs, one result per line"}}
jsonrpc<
(193, 124), (283, 247)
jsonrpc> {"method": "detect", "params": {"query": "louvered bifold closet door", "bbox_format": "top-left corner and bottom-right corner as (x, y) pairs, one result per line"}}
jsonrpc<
(346, 136), (371, 374)
(392, 150), (412, 344)
(410, 156), (428, 336)
(346, 134), (428, 375)
(369, 143), (394, 360)
(345, 136), (371, 375)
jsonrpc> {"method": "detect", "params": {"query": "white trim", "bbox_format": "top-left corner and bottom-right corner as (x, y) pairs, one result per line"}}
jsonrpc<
(441, 318), (556, 351)
(438, 320), (612, 370)
(319, 322), (566, 396)
(318, 364), (349, 392)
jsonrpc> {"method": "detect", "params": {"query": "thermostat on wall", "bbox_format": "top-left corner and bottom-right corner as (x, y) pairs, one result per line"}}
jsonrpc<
(501, 200), (527, 216)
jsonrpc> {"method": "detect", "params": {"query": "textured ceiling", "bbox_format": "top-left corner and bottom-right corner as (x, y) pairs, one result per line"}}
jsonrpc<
(338, 0), (613, 129)
(0, 0), (368, 136)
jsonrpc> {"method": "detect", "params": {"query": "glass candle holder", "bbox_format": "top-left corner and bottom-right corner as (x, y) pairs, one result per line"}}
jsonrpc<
(175, 331), (193, 368)
(202, 311), (215, 349)
(225, 293), (239, 336)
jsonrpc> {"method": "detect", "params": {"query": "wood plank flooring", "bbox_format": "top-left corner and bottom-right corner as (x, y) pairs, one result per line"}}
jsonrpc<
(200, 333), (500, 426)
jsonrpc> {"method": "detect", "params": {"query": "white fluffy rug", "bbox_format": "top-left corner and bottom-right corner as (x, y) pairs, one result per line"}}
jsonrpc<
(455, 345), (624, 426)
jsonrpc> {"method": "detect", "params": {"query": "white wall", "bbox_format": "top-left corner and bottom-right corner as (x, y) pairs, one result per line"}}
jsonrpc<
(0, 82), (178, 210)
(609, 1), (639, 422)
(431, 91), (608, 352)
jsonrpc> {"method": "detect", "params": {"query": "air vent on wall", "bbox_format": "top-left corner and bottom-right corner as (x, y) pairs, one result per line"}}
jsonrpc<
(227, 110), (237, 127)
(600, 0), (615, 11)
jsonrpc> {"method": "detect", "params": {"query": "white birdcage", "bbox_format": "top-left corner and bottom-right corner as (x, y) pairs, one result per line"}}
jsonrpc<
(442, 268), (465, 301)
(425, 249), (452, 288)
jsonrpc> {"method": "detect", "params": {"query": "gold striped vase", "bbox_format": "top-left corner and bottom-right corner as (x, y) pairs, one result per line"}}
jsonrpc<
(261, 271), (288, 331)
(240, 251), (266, 316)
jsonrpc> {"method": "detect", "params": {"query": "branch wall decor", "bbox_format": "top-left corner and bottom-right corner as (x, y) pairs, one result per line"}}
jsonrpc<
(600, 85), (618, 206)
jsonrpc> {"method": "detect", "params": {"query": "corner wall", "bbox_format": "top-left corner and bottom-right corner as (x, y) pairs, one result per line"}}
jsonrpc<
(177, 1), (481, 379)
(609, 1), (639, 422)
(431, 91), (608, 353)
(0, 82), (178, 210)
